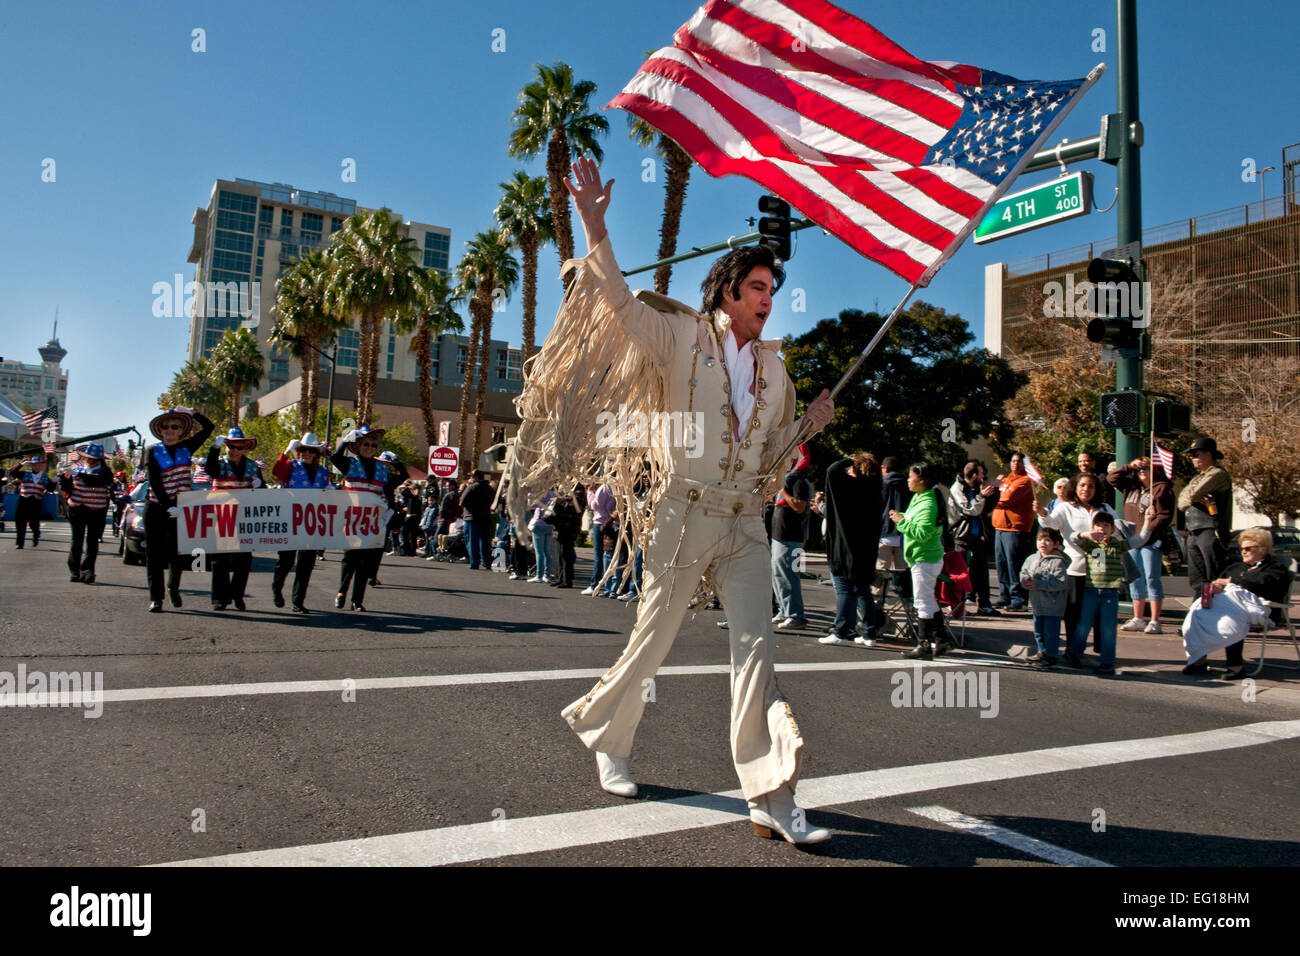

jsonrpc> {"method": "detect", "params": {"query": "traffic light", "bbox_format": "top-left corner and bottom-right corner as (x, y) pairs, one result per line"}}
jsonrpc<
(757, 195), (792, 261)
(1152, 399), (1191, 436)
(1085, 243), (1148, 359)
(1099, 390), (1146, 431)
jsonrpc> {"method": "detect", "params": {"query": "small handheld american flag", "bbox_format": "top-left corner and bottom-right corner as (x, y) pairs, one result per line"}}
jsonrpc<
(1154, 443), (1175, 479)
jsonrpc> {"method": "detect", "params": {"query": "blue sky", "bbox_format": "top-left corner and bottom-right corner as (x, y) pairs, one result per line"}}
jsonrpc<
(2, 0), (1295, 439)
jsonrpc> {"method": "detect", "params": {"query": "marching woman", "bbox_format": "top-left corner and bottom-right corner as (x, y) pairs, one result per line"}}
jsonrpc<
(331, 426), (407, 611)
(59, 443), (113, 582)
(270, 432), (331, 613)
(143, 407), (215, 612)
(9, 454), (56, 548)
(206, 427), (264, 610)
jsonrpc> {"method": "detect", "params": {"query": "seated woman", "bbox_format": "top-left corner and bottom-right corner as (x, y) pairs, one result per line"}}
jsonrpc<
(1181, 527), (1292, 680)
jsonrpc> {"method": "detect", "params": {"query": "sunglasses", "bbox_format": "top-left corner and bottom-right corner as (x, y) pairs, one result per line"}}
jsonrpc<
(358, 442), (378, 448)
(160, 423), (183, 431)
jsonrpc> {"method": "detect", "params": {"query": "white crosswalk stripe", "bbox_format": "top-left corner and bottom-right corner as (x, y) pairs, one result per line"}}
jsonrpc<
(157, 719), (1300, 867)
(907, 805), (1112, 866)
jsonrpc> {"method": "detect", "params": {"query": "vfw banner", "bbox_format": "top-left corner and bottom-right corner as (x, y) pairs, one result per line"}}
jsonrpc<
(176, 489), (387, 553)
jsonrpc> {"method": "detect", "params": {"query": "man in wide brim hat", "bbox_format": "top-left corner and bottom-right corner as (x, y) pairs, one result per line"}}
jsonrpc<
(149, 408), (196, 442)
(1182, 436), (1224, 460)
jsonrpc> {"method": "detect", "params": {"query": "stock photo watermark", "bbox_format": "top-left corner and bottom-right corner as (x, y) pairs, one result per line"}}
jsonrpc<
(0, 665), (104, 718)
(595, 405), (705, 458)
(890, 664), (999, 718)
(152, 274), (260, 325)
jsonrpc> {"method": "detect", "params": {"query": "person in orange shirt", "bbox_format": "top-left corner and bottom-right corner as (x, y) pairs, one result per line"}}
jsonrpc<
(990, 451), (1037, 610)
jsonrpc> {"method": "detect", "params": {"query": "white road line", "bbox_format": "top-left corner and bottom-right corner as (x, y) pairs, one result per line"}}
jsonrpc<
(157, 718), (1300, 867)
(906, 805), (1112, 866)
(0, 659), (973, 708)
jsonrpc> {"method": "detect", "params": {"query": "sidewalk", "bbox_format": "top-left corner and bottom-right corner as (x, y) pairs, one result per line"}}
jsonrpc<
(792, 552), (1300, 701)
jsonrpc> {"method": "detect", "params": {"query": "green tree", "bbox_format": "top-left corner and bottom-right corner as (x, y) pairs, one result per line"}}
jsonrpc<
(627, 110), (693, 296)
(783, 302), (1025, 479)
(158, 358), (224, 421)
(495, 171), (554, 361)
(327, 209), (423, 423)
(396, 268), (464, 448)
(456, 231), (519, 466)
(208, 328), (266, 426)
(272, 249), (343, 433)
(507, 62), (609, 280)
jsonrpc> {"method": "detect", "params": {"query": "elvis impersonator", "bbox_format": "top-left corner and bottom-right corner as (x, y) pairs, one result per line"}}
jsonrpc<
(532, 158), (835, 844)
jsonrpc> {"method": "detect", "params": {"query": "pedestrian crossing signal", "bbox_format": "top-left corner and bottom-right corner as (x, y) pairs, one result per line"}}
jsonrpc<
(1100, 390), (1145, 430)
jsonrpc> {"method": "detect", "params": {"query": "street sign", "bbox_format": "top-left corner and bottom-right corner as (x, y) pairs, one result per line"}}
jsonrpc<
(427, 445), (459, 479)
(973, 172), (1092, 244)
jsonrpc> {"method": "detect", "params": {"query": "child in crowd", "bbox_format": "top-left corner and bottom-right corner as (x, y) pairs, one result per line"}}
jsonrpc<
(1020, 527), (1069, 668)
(1066, 511), (1150, 675)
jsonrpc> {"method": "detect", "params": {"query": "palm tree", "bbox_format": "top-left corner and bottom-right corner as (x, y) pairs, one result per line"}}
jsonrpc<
(456, 231), (519, 466)
(507, 62), (609, 279)
(158, 358), (224, 421)
(209, 328), (266, 426)
(272, 249), (340, 433)
(393, 268), (464, 448)
(326, 209), (423, 423)
(628, 113), (694, 295)
(495, 171), (554, 362)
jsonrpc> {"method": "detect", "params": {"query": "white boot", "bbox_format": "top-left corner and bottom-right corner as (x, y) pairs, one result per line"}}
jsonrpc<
(748, 784), (831, 844)
(596, 752), (638, 798)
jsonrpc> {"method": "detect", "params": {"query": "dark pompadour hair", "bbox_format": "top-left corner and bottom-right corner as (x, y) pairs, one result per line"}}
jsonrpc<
(699, 244), (785, 315)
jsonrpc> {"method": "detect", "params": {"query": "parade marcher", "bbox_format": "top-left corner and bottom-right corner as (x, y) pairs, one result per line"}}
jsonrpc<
(142, 407), (215, 612)
(9, 454), (56, 549)
(59, 443), (113, 582)
(206, 427), (264, 611)
(546, 159), (835, 844)
(373, 450), (405, 584)
(270, 433), (331, 613)
(331, 428), (406, 610)
(821, 452), (882, 645)
(112, 470), (129, 537)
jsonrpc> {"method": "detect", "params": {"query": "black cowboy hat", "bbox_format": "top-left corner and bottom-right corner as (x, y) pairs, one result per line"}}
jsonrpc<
(1183, 436), (1224, 460)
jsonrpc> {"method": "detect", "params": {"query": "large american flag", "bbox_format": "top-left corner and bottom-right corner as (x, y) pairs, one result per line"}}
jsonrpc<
(23, 403), (59, 437)
(611, 0), (1101, 285)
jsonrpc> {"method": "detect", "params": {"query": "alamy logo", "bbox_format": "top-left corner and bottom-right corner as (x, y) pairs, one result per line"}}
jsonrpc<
(595, 405), (705, 459)
(1042, 274), (1149, 327)
(890, 664), (999, 718)
(152, 273), (260, 324)
(50, 886), (151, 936)
(0, 664), (103, 718)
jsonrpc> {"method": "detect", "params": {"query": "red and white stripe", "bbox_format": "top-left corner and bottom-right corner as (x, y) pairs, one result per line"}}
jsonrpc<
(1022, 456), (1046, 488)
(68, 472), (111, 510)
(611, 0), (1088, 285)
(19, 473), (49, 498)
(148, 463), (192, 502)
(1154, 444), (1175, 480)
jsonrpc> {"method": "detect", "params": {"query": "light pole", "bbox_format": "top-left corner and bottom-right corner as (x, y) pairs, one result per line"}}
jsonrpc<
(1257, 165), (1275, 209)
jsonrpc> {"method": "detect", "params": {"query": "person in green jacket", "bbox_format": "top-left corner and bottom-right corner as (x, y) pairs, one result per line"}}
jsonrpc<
(889, 463), (948, 659)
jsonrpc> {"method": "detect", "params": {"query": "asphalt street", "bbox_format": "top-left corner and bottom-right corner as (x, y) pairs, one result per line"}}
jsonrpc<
(1, 522), (1298, 869)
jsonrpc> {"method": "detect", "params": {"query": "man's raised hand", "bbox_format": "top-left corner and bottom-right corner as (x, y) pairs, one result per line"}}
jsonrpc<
(564, 156), (614, 251)
(803, 389), (834, 434)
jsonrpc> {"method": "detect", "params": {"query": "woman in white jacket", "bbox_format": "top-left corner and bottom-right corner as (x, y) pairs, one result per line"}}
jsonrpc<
(1036, 472), (1116, 647)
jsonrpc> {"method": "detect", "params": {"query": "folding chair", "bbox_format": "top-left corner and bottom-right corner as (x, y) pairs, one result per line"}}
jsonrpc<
(1247, 567), (1298, 676)
(872, 567), (918, 644)
(936, 551), (973, 649)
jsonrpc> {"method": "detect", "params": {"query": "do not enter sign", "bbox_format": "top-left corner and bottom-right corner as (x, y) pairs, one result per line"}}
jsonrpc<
(428, 445), (459, 479)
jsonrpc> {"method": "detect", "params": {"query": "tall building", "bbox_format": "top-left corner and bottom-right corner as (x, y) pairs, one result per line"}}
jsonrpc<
(185, 178), (466, 407)
(0, 326), (69, 426)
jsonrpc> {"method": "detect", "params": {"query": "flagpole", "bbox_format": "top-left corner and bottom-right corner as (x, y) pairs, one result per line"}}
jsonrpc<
(755, 282), (919, 489)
